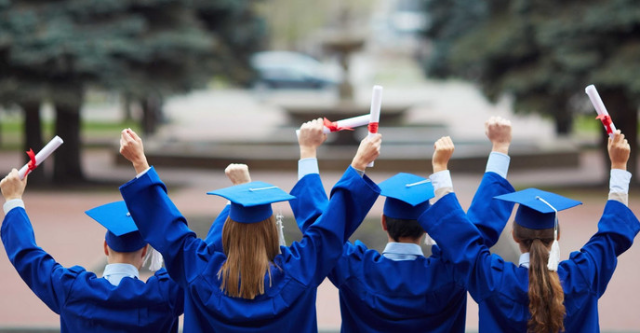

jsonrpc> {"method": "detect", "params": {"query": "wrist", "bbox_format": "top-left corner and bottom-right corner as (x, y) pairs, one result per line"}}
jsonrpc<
(491, 143), (510, 155)
(433, 163), (448, 173)
(351, 160), (367, 171)
(133, 160), (150, 174)
(4, 195), (22, 202)
(300, 146), (317, 159)
(611, 163), (627, 171)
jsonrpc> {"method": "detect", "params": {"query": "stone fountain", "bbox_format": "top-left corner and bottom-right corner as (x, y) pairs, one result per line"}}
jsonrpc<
(280, 6), (409, 145)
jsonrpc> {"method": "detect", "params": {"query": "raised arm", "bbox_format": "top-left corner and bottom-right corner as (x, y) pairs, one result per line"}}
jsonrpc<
(290, 118), (329, 233)
(420, 137), (487, 281)
(205, 164), (251, 249)
(119, 129), (206, 286)
(467, 116), (515, 247)
(1, 170), (77, 313)
(564, 130), (640, 296)
(284, 134), (381, 287)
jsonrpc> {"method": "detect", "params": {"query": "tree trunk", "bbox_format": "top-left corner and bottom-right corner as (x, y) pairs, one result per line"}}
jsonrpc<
(599, 90), (638, 185)
(53, 92), (85, 184)
(553, 109), (573, 135)
(21, 102), (47, 185)
(141, 96), (162, 136)
(122, 92), (133, 122)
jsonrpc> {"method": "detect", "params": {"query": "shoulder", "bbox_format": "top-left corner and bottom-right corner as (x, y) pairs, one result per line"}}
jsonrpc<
(151, 268), (172, 280)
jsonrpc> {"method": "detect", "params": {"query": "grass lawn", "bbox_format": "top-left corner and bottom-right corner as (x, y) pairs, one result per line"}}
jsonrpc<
(0, 115), (140, 150)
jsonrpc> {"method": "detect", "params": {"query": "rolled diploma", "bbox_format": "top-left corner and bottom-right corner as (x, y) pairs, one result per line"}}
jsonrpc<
(367, 85), (383, 166)
(19, 136), (64, 179)
(295, 114), (371, 136)
(585, 84), (617, 138)
(323, 114), (370, 134)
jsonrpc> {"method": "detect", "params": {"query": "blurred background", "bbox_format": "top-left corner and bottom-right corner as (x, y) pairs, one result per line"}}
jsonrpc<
(0, 0), (639, 332)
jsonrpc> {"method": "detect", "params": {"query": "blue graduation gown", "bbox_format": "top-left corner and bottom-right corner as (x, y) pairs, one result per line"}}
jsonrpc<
(290, 172), (514, 332)
(426, 194), (640, 332)
(1, 207), (184, 333)
(119, 166), (380, 333)
(204, 204), (230, 249)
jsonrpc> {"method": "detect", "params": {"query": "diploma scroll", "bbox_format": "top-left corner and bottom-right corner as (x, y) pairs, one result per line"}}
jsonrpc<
(322, 114), (370, 134)
(18, 136), (64, 179)
(367, 85), (383, 167)
(295, 114), (371, 137)
(585, 85), (617, 138)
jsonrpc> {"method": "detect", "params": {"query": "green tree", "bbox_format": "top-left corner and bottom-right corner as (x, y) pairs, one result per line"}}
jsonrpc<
(0, 0), (263, 184)
(423, 0), (640, 180)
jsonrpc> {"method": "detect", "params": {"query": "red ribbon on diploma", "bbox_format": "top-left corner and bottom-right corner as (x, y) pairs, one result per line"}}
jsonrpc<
(324, 117), (354, 132)
(596, 114), (613, 135)
(26, 149), (37, 173)
(368, 122), (379, 134)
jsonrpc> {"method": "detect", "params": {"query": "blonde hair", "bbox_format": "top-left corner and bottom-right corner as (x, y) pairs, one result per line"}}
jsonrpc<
(218, 216), (280, 299)
(513, 223), (565, 333)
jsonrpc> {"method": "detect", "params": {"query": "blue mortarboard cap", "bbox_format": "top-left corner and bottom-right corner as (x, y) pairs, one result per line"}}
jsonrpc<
(85, 201), (147, 252)
(494, 188), (582, 229)
(207, 181), (295, 224)
(379, 173), (434, 220)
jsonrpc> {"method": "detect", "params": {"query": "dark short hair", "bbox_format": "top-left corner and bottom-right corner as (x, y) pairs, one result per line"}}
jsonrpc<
(385, 216), (425, 242)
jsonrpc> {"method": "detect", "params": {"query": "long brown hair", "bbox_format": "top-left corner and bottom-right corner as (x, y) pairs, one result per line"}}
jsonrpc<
(513, 223), (565, 333)
(218, 216), (280, 299)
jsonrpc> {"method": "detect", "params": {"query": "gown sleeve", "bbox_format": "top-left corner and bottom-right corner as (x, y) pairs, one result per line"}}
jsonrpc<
(289, 173), (329, 234)
(466, 172), (515, 247)
(120, 167), (209, 286)
(418, 192), (495, 289)
(1, 207), (79, 314)
(204, 204), (230, 250)
(280, 167), (379, 287)
(561, 200), (640, 297)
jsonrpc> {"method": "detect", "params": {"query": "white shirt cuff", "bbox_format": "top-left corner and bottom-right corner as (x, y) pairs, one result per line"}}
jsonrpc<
(485, 152), (510, 178)
(3, 199), (25, 214)
(298, 158), (319, 180)
(610, 169), (631, 194)
(135, 167), (152, 179)
(429, 170), (453, 191)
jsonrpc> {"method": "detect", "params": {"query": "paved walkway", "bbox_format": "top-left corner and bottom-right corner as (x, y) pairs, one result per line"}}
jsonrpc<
(0, 83), (639, 331)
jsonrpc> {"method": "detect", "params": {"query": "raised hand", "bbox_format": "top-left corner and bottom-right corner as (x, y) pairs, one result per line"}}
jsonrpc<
(298, 118), (328, 159)
(0, 169), (27, 202)
(608, 130), (630, 171)
(352, 134), (382, 170)
(485, 116), (511, 154)
(432, 136), (455, 173)
(120, 128), (150, 174)
(225, 164), (252, 185)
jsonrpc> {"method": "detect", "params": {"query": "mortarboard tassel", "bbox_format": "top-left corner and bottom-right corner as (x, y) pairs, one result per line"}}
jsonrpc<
(144, 247), (164, 272)
(276, 212), (286, 247)
(424, 233), (437, 246)
(547, 231), (560, 272)
(535, 196), (560, 272)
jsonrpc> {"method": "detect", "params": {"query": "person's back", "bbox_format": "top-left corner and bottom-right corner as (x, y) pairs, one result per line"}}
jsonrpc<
(465, 130), (640, 332)
(466, 254), (622, 332)
(330, 240), (468, 332)
(53, 268), (181, 332)
(0, 175), (183, 333)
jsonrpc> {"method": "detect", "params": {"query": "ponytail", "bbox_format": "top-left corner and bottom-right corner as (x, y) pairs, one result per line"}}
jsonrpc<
(514, 224), (565, 333)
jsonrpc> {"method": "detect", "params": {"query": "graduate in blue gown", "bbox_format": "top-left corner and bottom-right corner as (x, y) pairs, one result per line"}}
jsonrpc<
(117, 128), (382, 333)
(0, 171), (184, 333)
(288, 118), (515, 332)
(425, 131), (640, 332)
